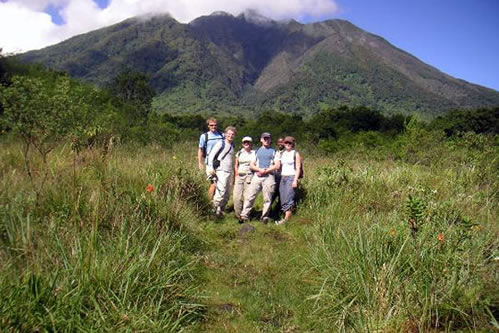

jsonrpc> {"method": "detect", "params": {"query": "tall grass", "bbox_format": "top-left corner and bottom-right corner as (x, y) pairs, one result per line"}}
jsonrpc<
(0, 141), (208, 331)
(301, 132), (498, 331)
(1, 129), (497, 331)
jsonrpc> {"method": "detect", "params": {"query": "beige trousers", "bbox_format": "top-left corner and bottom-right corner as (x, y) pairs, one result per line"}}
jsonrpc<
(233, 174), (252, 218)
(240, 174), (276, 220)
(213, 170), (233, 210)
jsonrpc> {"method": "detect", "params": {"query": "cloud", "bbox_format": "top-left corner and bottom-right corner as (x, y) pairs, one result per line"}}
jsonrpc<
(0, 0), (338, 54)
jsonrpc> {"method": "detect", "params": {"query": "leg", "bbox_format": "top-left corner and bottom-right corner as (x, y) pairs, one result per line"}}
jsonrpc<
(240, 176), (262, 220)
(233, 176), (245, 218)
(261, 176), (276, 219)
(213, 171), (231, 211)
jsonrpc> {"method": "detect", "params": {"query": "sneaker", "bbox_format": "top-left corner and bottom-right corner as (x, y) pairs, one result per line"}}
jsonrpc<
(275, 219), (286, 225)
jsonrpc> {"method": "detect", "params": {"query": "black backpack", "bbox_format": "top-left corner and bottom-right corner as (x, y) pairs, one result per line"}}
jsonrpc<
(202, 130), (224, 158)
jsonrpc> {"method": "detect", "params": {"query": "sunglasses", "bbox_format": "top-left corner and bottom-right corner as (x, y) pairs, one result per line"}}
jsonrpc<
(243, 141), (251, 144)
(208, 124), (217, 127)
(284, 141), (293, 145)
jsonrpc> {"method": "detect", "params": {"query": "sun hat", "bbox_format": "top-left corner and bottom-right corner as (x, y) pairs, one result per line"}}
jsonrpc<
(242, 136), (253, 142)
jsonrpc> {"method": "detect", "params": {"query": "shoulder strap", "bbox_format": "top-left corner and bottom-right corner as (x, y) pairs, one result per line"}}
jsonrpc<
(220, 143), (233, 161)
(293, 150), (297, 170)
(213, 140), (226, 162)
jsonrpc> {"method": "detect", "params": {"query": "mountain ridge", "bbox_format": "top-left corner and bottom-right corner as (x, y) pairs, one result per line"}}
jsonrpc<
(17, 12), (499, 116)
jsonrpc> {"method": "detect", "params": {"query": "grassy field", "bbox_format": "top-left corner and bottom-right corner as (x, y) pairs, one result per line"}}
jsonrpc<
(1, 132), (498, 332)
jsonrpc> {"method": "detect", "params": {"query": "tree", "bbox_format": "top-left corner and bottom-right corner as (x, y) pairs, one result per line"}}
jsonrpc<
(0, 75), (96, 199)
(109, 70), (155, 124)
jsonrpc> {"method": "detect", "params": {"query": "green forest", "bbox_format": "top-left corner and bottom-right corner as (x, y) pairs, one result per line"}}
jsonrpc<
(1, 54), (498, 331)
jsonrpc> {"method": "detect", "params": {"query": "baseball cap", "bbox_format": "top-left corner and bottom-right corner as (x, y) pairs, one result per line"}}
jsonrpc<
(242, 136), (253, 142)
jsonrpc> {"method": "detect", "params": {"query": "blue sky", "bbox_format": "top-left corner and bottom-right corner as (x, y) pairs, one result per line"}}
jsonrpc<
(326, 0), (499, 91)
(1, 0), (498, 91)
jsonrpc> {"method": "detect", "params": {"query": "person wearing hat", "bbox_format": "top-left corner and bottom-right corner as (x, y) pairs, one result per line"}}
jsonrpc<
(239, 132), (281, 224)
(233, 136), (256, 220)
(275, 136), (302, 225)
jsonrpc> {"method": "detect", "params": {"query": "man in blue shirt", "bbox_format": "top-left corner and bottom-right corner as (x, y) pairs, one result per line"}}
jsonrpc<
(239, 132), (281, 224)
(198, 118), (224, 199)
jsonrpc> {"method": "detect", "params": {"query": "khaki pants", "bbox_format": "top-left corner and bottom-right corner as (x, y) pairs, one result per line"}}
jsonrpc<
(233, 174), (252, 218)
(240, 174), (276, 220)
(213, 170), (233, 210)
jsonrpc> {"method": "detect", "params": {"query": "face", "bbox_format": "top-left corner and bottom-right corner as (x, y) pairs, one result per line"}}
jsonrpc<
(284, 140), (294, 151)
(208, 121), (218, 133)
(242, 141), (252, 150)
(225, 130), (236, 142)
(261, 136), (271, 147)
(277, 138), (284, 149)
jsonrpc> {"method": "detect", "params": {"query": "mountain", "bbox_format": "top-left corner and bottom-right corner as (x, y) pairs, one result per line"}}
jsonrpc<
(18, 11), (499, 116)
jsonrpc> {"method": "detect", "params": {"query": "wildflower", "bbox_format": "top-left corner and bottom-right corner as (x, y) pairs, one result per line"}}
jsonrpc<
(173, 155), (177, 160)
(146, 184), (154, 193)
(437, 233), (445, 242)
(389, 229), (396, 236)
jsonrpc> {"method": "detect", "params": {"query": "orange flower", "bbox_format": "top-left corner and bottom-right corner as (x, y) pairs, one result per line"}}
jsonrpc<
(437, 233), (445, 242)
(146, 184), (154, 193)
(389, 229), (396, 236)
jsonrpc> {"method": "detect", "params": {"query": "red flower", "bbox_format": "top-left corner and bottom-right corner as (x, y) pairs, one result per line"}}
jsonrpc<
(146, 184), (154, 193)
(437, 233), (445, 242)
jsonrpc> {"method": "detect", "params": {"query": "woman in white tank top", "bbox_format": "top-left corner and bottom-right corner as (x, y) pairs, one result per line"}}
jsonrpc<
(276, 136), (302, 225)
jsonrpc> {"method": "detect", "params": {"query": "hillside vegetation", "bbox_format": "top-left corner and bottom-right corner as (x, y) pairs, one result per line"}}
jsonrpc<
(17, 12), (499, 116)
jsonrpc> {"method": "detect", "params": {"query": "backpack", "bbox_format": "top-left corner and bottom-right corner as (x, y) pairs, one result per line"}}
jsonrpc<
(293, 151), (304, 179)
(212, 141), (233, 170)
(202, 130), (224, 158)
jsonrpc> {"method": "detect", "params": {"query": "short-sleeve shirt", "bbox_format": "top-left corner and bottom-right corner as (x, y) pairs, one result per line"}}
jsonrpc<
(236, 149), (256, 174)
(255, 146), (277, 169)
(199, 131), (224, 164)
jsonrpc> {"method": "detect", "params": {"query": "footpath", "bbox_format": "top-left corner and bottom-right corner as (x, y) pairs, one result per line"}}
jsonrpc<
(190, 215), (314, 332)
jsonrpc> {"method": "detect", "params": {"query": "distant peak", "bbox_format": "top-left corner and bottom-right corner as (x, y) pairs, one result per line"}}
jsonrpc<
(209, 11), (233, 17)
(238, 9), (275, 26)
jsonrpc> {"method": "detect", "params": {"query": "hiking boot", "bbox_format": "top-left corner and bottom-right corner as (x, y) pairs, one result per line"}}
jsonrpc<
(260, 217), (270, 225)
(275, 219), (286, 225)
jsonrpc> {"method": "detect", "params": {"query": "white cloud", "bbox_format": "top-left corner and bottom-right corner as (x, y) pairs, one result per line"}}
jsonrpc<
(0, 0), (339, 54)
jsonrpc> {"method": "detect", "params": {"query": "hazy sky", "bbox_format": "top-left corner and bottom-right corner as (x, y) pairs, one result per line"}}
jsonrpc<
(1, 0), (498, 91)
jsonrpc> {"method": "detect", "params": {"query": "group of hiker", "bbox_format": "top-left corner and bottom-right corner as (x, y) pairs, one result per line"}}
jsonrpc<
(197, 117), (303, 225)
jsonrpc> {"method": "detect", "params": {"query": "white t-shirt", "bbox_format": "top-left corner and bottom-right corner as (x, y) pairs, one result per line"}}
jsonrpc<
(280, 150), (298, 176)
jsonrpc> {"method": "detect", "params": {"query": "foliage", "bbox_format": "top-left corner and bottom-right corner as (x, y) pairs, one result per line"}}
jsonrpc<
(15, 15), (499, 116)
(431, 106), (499, 136)
(109, 69), (156, 124)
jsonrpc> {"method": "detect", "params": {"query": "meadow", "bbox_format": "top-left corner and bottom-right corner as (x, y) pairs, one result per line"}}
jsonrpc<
(1, 125), (497, 332)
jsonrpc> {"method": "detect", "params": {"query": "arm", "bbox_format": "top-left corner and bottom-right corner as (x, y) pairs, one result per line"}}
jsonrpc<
(250, 159), (260, 172)
(206, 141), (220, 175)
(234, 156), (239, 175)
(197, 134), (205, 170)
(293, 152), (301, 188)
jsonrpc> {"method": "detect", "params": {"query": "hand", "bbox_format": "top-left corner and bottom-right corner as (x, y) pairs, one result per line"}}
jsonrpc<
(198, 162), (204, 171)
(210, 170), (216, 176)
(292, 180), (298, 188)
